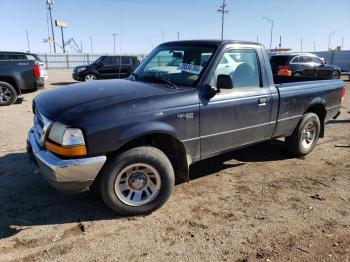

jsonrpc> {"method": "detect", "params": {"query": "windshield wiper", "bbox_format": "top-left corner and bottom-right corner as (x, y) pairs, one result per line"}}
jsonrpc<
(145, 75), (178, 89)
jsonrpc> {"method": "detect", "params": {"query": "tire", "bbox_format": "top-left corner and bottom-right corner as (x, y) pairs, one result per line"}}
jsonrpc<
(84, 73), (97, 81)
(294, 72), (302, 77)
(285, 113), (321, 156)
(331, 71), (340, 79)
(0, 82), (17, 106)
(100, 146), (175, 216)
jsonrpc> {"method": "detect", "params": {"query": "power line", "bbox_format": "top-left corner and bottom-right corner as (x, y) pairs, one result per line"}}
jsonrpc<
(217, 0), (229, 40)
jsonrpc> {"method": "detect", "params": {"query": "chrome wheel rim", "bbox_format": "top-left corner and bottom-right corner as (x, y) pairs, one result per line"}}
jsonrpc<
(332, 72), (339, 79)
(0, 86), (12, 103)
(301, 122), (317, 149)
(85, 74), (96, 81)
(114, 163), (161, 206)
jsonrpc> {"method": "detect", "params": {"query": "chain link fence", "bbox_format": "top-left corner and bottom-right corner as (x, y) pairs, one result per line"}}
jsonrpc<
(37, 53), (146, 70)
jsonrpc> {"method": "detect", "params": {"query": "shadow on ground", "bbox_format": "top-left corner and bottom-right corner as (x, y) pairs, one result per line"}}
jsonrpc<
(50, 82), (78, 86)
(0, 140), (292, 239)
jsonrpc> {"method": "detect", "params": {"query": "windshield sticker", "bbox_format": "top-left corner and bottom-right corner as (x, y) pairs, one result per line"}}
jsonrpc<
(177, 63), (203, 75)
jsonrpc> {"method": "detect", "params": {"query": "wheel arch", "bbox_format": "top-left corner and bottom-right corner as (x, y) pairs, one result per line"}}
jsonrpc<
(107, 131), (190, 183)
(304, 100), (326, 138)
(0, 78), (21, 95)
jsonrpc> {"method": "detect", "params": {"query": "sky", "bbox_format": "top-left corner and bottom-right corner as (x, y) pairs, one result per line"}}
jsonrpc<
(0, 0), (349, 54)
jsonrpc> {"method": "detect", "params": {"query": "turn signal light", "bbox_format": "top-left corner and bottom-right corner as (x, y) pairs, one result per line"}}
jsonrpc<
(45, 140), (87, 157)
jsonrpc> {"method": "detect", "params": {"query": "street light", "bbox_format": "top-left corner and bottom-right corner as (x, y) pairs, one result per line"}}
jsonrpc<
(328, 29), (339, 50)
(262, 16), (274, 51)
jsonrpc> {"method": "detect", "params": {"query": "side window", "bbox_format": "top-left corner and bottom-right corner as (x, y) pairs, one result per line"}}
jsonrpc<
(103, 57), (114, 66)
(311, 57), (322, 64)
(8, 54), (27, 60)
(211, 49), (261, 92)
(299, 56), (312, 63)
(291, 56), (299, 63)
(121, 57), (131, 65)
(0, 54), (6, 60)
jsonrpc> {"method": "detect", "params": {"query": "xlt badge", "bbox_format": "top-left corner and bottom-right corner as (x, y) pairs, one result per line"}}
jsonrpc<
(176, 113), (194, 120)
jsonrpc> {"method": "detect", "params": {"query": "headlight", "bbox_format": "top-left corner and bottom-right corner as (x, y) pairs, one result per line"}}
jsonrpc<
(46, 122), (87, 157)
(76, 67), (86, 73)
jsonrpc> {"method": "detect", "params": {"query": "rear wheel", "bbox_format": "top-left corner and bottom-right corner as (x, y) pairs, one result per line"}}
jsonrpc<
(100, 146), (175, 216)
(285, 113), (321, 156)
(0, 82), (17, 106)
(294, 72), (303, 77)
(331, 71), (340, 79)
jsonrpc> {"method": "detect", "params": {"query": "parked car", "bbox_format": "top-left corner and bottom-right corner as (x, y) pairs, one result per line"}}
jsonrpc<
(72, 55), (140, 81)
(27, 40), (345, 215)
(0, 59), (43, 105)
(0, 51), (48, 82)
(270, 53), (341, 79)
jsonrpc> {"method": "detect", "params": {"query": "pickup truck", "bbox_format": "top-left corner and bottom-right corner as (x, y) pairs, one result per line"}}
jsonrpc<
(0, 59), (43, 105)
(27, 40), (346, 216)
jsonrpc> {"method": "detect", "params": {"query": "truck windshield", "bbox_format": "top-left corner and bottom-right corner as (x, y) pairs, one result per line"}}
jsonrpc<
(133, 44), (217, 87)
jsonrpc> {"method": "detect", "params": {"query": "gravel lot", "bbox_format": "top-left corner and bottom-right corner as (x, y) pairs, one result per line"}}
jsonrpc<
(0, 71), (349, 261)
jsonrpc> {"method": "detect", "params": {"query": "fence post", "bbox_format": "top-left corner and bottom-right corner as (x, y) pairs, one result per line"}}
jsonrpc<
(66, 55), (70, 69)
(87, 53), (90, 64)
(45, 54), (49, 70)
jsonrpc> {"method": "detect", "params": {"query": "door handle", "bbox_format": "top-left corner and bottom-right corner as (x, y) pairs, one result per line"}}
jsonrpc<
(258, 97), (268, 106)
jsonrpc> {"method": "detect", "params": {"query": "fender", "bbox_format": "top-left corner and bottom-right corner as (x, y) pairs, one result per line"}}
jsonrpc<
(118, 121), (190, 182)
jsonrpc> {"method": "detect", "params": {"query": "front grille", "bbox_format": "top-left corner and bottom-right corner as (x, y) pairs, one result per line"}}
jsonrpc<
(33, 111), (52, 147)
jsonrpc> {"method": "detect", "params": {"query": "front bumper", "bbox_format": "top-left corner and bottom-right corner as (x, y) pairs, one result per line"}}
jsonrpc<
(27, 128), (106, 193)
(72, 72), (83, 81)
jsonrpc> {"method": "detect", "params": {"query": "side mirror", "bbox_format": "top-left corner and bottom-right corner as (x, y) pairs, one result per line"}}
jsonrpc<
(217, 74), (233, 90)
(202, 84), (219, 99)
(99, 62), (105, 67)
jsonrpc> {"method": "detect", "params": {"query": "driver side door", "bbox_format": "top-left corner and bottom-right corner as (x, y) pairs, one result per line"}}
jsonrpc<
(199, 48), (273, 158)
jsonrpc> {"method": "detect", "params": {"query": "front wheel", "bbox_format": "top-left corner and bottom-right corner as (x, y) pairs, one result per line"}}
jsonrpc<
(285, 113), (321, 156)
(100, 146), (175, 216)
(84, 73), (97, 81)
(331, 71), (340, 79)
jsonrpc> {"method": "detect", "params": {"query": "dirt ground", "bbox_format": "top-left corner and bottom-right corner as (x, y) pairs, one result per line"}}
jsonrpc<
(0, 71), (349, 262)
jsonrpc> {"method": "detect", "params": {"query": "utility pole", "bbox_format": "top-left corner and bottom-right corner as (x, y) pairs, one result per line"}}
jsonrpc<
(112, 33), (118, 53)
(341, 38), (344, 50)
(177, 32), (180, 40)
(217, 0), (229, 40)
(300, 37), (303, 52)
(279, 35), (282, 49)
(313, 41), (316, 52)
(25, 30), (31, 52)
(47, 0), (56, 53)
(89, 36), (93, 53)
(328, 29), (339, 50)
(162, 30), (165, 42)
(60, 26), (65, 53)
(256, 35), (259, 43)
(262, 16), (273, 51)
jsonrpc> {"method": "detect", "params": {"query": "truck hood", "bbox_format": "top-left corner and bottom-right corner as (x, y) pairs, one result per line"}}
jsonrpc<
(34, 79), (174, 121)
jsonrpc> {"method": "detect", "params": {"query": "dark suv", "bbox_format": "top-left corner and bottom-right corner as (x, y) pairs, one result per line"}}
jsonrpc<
(270, 53), (341, 79)
(73, 55), (140, 81)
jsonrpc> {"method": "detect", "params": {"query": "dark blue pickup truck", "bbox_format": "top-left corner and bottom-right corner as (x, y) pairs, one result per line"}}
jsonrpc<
(27, 40), (346, 215)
